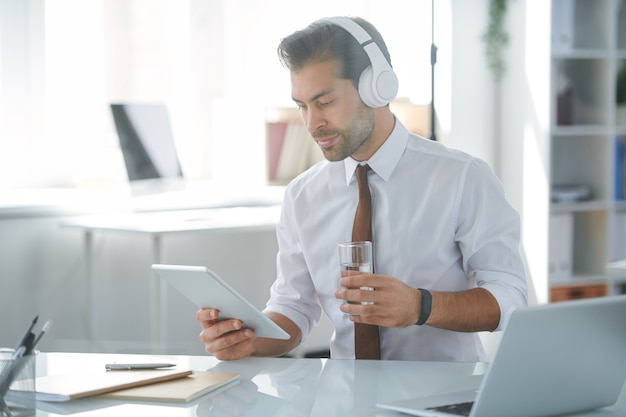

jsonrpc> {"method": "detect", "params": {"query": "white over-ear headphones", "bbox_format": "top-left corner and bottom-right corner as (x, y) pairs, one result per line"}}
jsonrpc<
(321, 16), (399, 108)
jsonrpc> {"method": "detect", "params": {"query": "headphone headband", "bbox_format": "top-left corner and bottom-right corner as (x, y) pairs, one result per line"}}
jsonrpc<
(319, 17), (398, 107)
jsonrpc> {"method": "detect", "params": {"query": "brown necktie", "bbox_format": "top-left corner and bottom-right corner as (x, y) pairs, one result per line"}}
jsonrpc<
(352, 164), (381, 360)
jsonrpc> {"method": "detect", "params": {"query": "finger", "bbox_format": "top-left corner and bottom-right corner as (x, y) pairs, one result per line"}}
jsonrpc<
(340, 299), (378, 316)
(211, 331), (256, 361)
(339, 274), (380, 289)
(199, 319), (245, 342)
(200, 321), (256, 356)
(335, 287), (377, 304)
(196, 308), (219, 325)
(339, 269), (363, 278)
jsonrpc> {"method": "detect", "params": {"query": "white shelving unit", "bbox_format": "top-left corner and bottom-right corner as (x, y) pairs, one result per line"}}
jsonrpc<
(549, 0), (626, 300)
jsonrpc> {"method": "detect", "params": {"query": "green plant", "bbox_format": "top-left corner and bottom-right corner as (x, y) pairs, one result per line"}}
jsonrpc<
(483, 0), (509, 82)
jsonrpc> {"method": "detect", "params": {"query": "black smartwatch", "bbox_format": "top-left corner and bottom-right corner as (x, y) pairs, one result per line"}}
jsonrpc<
(416, 288), (432, 325)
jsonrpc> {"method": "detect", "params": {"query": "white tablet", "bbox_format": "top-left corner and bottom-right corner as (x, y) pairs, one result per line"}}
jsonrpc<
(152, 264), (290, 340)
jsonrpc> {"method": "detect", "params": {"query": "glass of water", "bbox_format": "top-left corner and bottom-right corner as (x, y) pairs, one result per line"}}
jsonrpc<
(338, 241), (373, 310)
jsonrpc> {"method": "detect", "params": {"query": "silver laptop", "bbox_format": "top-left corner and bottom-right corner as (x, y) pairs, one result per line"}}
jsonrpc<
(377, 296), (626, 417)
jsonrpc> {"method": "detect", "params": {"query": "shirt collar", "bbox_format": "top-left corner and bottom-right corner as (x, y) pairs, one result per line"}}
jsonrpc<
(343, 117), (409, 185)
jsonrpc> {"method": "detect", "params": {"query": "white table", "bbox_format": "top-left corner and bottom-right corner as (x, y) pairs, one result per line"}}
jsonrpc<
(608, 259), (626, 274)
(61, 206), (282, 351)
(31, 352), (626, 417)
(607, 259), (626, 295)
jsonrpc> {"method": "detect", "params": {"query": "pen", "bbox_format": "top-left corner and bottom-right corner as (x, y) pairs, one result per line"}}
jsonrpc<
(27, 320), (52, 355)
(11, 333), (34, 361)
(7, 345), (26, 363)
(12, 316), (38, 358)
(105, 363), (177, 371)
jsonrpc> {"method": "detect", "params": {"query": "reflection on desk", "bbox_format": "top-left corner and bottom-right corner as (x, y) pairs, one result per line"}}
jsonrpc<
(34, 352), (626, 417)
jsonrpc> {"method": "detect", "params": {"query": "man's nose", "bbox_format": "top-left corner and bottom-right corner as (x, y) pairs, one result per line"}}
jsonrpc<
(305, 108), (325, 133)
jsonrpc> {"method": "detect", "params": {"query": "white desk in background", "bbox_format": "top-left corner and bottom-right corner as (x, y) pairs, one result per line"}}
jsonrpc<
(607, 259), (626, 294)
(608, 259), (626, 274)
(61, 205), (282, 351)
(33, 352), (626, 417)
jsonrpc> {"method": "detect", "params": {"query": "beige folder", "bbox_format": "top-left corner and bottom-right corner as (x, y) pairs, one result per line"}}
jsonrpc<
(98, 370), (239, 403)
(34, 369), (192, 402)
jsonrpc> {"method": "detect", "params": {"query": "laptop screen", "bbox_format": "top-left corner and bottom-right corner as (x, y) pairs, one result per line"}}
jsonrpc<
(110, 103), (183, 183)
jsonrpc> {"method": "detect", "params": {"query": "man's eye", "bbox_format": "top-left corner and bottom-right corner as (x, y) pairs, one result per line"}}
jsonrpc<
(319, 100), (333, 107)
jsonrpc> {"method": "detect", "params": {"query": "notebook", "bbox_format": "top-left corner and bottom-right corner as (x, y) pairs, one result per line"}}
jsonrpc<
(377, 295), (626, 417)
(99, 370), (239, 403)
(33, 369), (192, 402)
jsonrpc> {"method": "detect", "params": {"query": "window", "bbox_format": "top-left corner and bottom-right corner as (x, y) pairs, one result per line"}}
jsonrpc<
(0, 0), (450, 189)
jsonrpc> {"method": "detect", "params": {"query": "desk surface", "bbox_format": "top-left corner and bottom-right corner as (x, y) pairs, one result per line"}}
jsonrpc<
(0, 182), (285, 219)
(33, 352), (625, 417)
(61, 205), (282, 234)
(608, 259), (626, 274)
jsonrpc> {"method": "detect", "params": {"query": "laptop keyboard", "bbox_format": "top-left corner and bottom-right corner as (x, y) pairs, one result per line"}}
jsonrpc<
(426, 401), (474, 416)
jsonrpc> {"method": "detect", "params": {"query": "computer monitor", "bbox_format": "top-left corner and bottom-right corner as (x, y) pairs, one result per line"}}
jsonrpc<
(110, 103), (183, 188)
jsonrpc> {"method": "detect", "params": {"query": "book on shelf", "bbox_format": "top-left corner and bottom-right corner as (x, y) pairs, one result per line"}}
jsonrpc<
(267, 121), (289, 182)
(267, 121), (324, 184)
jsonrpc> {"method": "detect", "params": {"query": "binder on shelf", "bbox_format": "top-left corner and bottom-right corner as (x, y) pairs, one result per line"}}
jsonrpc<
(616, 136), (626, 201)
(552, 0), (575, 52)
(549, 212), (574, 280)
(612, 212), (626, 262)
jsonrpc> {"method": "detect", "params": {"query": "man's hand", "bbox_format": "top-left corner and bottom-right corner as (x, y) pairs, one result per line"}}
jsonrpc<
(334, 274), (421, 328)
(334, 275), (501, 332)
(196, 308), (257, 361)
(196, 309), (302, 360)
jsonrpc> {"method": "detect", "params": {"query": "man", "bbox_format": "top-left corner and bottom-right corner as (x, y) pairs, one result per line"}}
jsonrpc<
(197, 16), (527, 361)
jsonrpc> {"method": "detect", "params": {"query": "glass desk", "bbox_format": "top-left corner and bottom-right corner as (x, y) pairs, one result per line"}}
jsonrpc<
(32, 352), (626, 417)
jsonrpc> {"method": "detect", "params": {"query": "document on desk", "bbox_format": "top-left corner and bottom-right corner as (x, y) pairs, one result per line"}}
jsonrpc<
(99, 370), (239, 403)
(32, 369), (192, 402)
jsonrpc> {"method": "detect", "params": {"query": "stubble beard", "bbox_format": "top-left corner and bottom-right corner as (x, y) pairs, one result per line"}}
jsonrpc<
(316, 105), (376, 162)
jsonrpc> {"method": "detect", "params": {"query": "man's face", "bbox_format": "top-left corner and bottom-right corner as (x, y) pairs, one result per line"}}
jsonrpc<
(291, 59), (375, 162)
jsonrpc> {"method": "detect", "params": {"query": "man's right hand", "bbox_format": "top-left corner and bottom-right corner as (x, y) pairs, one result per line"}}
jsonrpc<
(196, 308), (257, 360)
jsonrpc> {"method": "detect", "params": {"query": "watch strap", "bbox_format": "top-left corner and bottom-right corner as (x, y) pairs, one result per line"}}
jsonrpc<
(416, 288), (432, 325)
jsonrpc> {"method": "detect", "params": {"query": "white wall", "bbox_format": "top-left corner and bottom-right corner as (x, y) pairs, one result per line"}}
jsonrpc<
(499, 0), (551, 304)
(448, 0), (548, 305)
(448, 0), (496, 167)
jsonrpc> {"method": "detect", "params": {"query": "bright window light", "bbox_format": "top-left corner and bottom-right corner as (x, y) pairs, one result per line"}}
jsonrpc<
(0, 0), (451, 189)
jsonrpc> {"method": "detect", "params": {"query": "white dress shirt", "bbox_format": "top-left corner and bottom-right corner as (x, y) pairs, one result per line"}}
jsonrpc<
(265, 119), (528, 361)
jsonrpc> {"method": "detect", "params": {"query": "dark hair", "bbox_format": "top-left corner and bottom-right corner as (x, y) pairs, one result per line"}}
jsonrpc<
(277, 17), (393, 89)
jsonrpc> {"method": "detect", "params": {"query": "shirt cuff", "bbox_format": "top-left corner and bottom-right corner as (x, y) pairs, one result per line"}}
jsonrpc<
(263, 305), (313, 345)
(479, 272), (528, 331)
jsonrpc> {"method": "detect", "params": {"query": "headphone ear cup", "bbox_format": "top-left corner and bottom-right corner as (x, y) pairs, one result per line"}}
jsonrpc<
(358, 66), (378, 108)
(358, 65), (399, 108)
